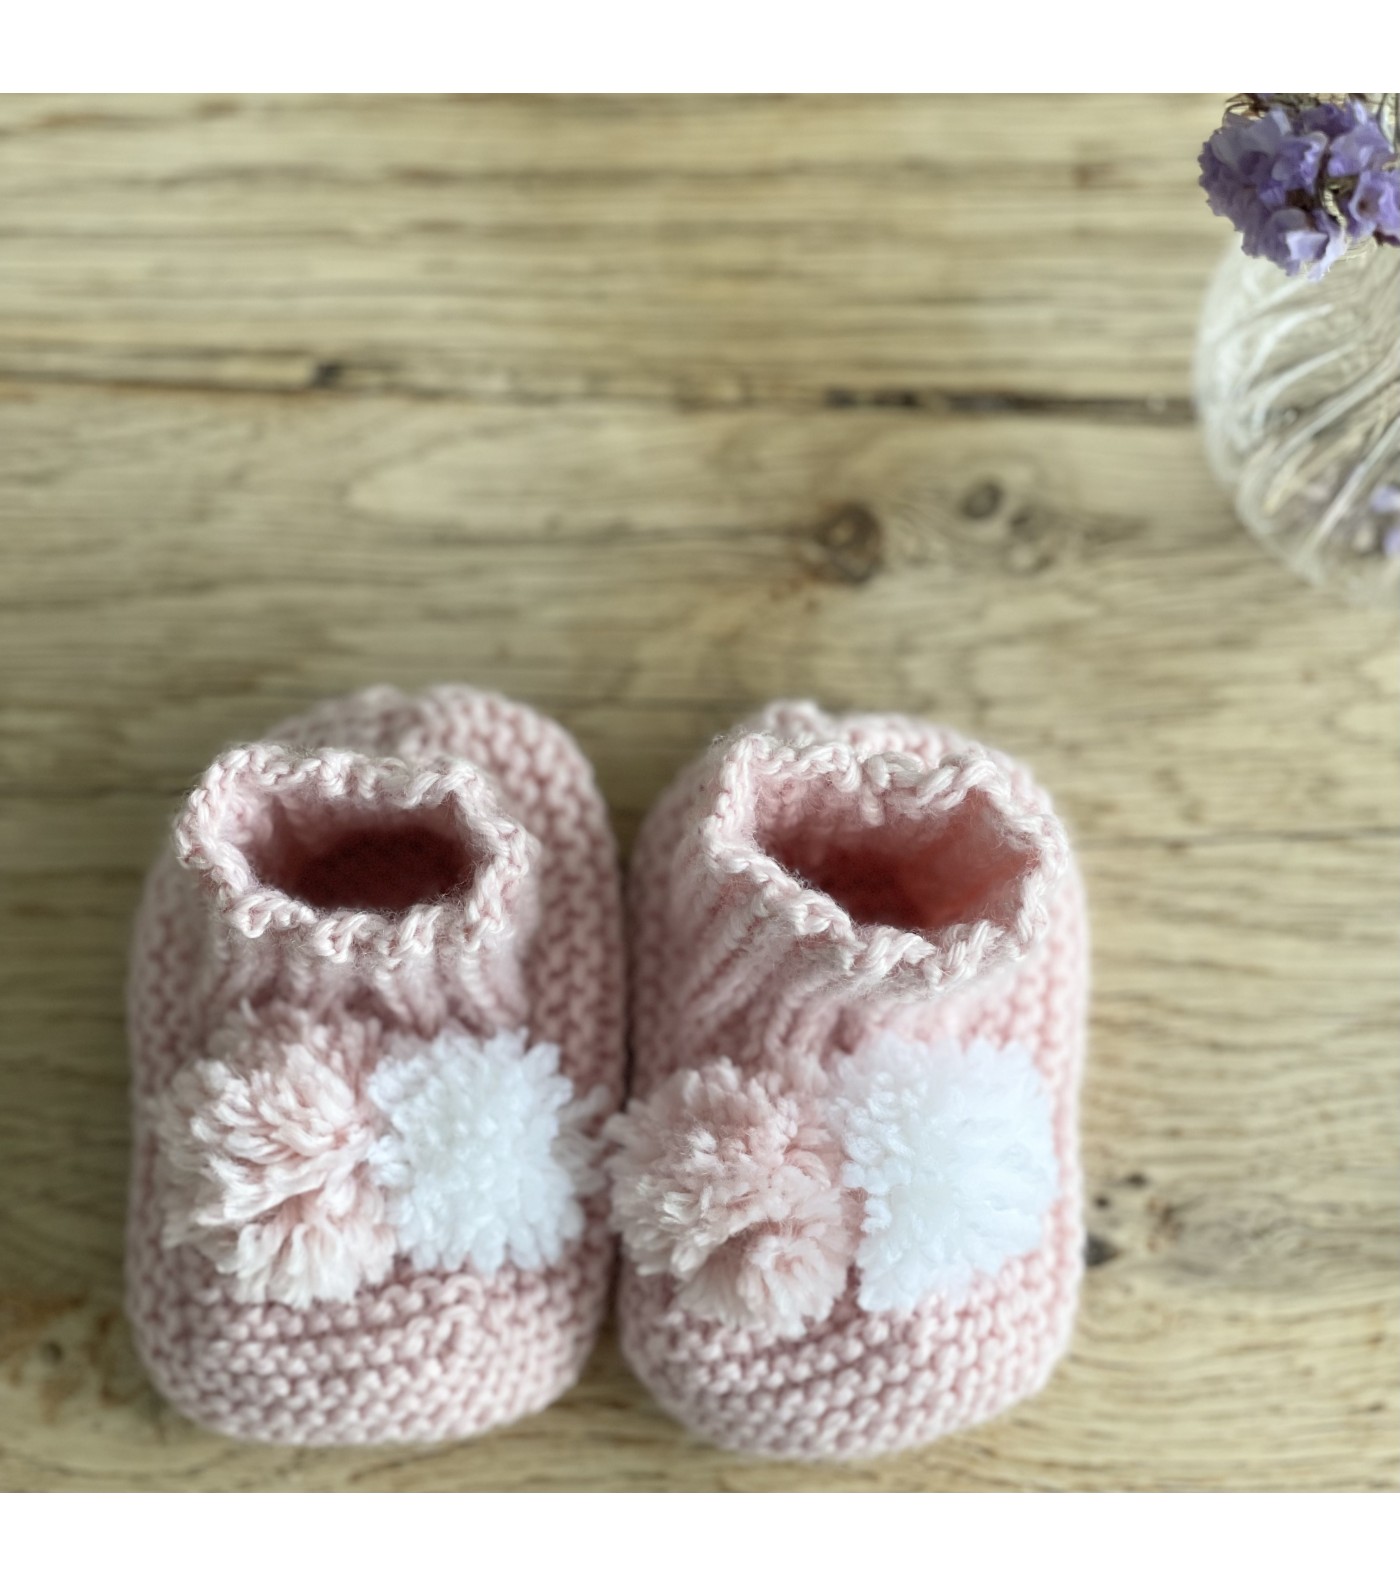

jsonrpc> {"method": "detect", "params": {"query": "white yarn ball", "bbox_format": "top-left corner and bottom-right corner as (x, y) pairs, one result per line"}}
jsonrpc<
(367, 1028), (606, 1276)
(834, 1031), (1058, 1311)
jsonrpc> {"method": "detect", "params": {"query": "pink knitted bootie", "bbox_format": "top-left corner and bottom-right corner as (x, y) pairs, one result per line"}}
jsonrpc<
(126, 685), (625, 1444)
(606, 702), (1087, 1460)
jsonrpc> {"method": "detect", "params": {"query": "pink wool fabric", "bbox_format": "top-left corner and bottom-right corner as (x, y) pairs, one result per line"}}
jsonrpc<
(126, 685), (625, 1444)
(612, 701), (1088, 1461)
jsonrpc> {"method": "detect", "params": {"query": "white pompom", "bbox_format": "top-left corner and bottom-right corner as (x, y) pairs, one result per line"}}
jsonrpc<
(834, 1031), (1058, 1311)
(367, 1028), (605, 1276)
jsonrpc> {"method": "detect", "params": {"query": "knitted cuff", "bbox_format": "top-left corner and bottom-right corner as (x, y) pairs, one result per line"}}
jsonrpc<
(667, 727), (1069, 1066)
(173, 744), (541, 1036)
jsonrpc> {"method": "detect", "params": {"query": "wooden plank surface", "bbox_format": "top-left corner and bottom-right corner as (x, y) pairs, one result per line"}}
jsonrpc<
(0, 94), (1218, 403)
(0, 94), (1395, 1491)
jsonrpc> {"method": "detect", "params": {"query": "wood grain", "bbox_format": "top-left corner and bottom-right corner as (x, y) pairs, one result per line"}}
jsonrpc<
(0, 93), (1220, 403)
(0, 94), (1395, 1491)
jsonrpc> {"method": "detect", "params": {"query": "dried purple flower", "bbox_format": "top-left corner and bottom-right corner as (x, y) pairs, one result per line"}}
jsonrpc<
(1345, 168), (1400, 241)
(1327, 105), (1392, 178)
(1261, 207), (1347, 279)
(1268, 133), (1326, 201)
(1202, 109), (1288, 199)
(1201, 94), (1400, 278)
(1299, 101), (1355, 139)
(1200, 112), (1287, 258)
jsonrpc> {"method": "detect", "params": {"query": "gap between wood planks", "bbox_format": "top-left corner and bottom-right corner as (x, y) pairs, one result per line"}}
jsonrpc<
(0, 363), (1196, 421)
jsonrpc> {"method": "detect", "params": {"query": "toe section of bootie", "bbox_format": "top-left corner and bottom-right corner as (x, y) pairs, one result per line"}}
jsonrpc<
(611, 1029), (1079, 1464)
(139, 1007), (617, 1444)
(617, 1224), (1080, 1462)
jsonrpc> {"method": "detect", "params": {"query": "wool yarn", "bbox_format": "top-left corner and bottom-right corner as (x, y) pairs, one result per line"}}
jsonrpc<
(126, 685), (625, 1444)
(609, 701), (1088, 1461)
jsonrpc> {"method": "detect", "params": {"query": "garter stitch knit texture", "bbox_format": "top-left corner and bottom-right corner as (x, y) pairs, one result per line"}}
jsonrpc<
(611, 702), (1088, 1461)
(126, 685), (625, 1444)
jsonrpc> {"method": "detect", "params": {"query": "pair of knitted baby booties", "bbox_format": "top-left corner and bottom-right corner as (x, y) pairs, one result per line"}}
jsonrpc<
(126, 685), (1088, 1461)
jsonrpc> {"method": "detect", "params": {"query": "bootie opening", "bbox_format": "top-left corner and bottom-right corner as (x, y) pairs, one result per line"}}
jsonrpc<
(177, 746), (544, 972)
(759, 782), (1039, 938)
(244, 796), (478, 914)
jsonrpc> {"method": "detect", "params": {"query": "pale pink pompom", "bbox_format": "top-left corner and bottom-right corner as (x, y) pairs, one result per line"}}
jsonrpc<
(604, 1058), (857, 1337)
(152, 1009), (395, 1307)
